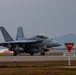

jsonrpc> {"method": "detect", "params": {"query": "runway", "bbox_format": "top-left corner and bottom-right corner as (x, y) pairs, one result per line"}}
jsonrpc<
(0, 56), (76, 62)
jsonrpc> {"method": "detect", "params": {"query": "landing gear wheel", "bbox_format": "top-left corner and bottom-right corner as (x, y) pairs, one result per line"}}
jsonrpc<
(30, 53), (34, 56)
(13, 52), (17, 56)
(41, 52), (45, 56)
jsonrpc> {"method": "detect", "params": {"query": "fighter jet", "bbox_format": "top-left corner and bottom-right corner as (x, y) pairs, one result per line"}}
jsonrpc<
(16, 26), (61, 48)
(0, 27), (61, 56)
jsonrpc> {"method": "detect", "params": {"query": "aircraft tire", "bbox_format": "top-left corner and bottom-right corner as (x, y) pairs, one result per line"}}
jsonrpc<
(30, 53), (34, 56)
(41, 52), (45, 56)
(13, 52), (17, 56)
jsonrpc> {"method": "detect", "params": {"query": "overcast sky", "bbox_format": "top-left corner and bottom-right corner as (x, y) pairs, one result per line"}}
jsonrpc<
(0, 0), (76, 42)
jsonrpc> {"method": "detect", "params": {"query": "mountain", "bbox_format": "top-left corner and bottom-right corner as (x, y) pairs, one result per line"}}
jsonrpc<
(54, 33), (76, 48)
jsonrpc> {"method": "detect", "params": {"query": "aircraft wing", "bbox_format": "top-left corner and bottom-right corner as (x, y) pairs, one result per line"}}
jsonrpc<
(0, 40), (42, 44)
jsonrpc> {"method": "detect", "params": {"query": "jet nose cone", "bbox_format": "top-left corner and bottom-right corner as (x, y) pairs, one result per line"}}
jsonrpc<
(54, 41), (61, 47)
(48, 39), (61, 47)
(55, 41), (61, 46)
(57, 43), (61, 46)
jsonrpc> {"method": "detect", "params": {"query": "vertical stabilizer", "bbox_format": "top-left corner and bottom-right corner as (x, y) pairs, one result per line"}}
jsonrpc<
(0, 27), (14, 41)
(16, 26), (25, 40)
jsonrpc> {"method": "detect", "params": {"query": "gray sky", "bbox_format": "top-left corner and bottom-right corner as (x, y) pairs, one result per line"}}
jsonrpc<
(0, 0), (76, 42)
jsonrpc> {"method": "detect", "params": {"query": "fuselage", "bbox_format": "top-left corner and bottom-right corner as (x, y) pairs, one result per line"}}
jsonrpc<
(20, 35), (61, 48)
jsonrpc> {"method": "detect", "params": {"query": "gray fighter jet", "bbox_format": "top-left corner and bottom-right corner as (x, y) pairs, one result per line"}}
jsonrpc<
(0, 27), (61, 56)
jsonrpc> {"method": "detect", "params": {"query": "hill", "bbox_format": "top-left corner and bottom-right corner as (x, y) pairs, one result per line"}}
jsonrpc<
(54, 33), (76, 48)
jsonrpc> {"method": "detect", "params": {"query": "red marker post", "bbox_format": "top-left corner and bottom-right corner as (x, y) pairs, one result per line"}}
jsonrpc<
(64, 43), (74, 66)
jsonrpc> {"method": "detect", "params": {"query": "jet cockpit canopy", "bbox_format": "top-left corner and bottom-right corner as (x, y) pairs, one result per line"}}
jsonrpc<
(35, 34), (49, 39)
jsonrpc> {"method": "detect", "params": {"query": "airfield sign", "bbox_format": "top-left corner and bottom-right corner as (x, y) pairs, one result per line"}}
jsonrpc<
(65, 43), (74, 52)
(63, 52), (75, 57)
(64, 42), (74, 66)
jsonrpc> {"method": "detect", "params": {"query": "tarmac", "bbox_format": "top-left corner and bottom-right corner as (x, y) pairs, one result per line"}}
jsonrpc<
(0, 56), (76, 62)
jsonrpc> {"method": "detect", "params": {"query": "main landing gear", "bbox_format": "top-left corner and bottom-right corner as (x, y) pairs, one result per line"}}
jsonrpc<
(38, 47), (45, 56)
